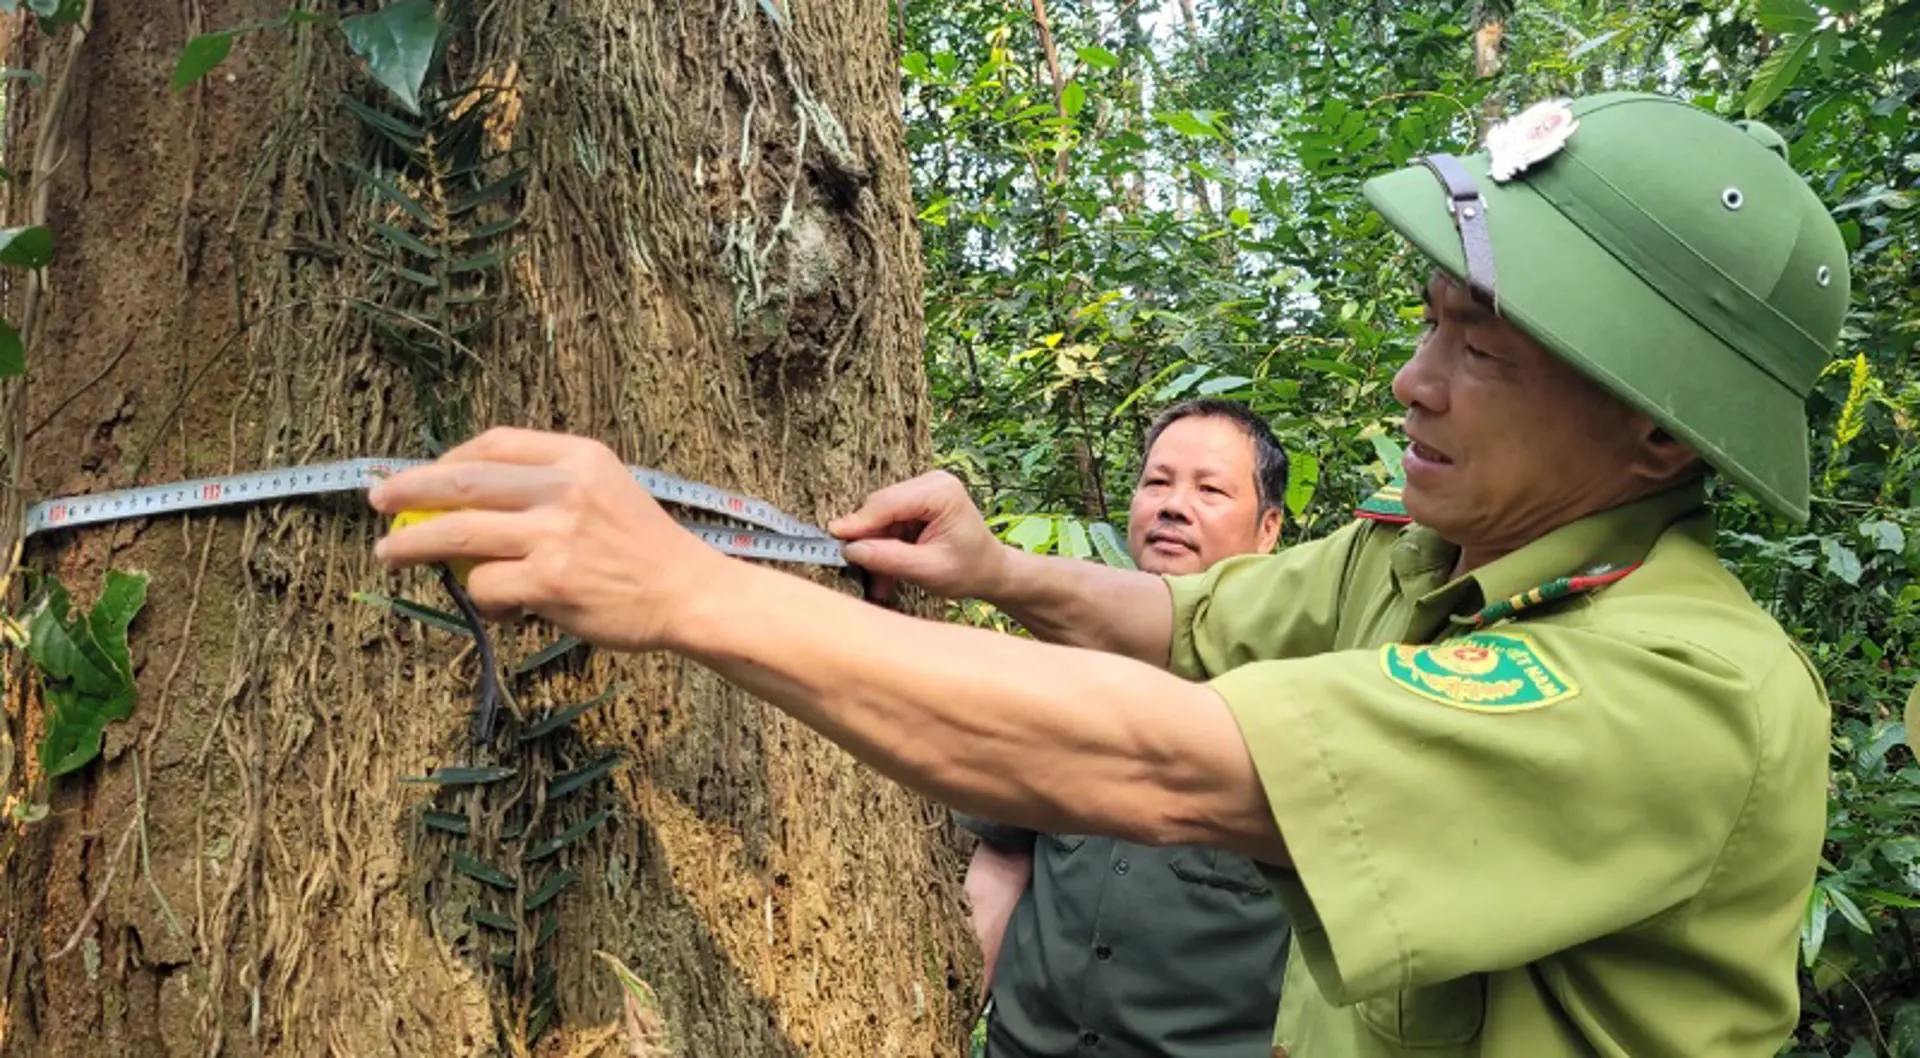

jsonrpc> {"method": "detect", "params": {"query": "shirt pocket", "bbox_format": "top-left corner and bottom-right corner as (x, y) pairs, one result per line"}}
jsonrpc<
(1042, 833), (1087, 855)
(1166, 846), (1273, 897)
(1355, 976), (1486, 1049)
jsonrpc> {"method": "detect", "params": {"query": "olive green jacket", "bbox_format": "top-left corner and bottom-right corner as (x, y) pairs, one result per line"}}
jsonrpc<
(1168, 480), (1827, 1057)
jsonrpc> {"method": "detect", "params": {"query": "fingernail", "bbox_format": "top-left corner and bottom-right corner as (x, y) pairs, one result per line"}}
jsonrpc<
(842, 541), (868, 563)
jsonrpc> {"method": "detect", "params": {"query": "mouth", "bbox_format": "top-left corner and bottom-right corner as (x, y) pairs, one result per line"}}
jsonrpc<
(1144, 530), (1197, 552)
(1405, 437), (1454, 466)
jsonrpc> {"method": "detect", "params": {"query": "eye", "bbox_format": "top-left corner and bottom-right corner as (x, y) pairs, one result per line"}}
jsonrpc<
(1464, 343), (1493, 360)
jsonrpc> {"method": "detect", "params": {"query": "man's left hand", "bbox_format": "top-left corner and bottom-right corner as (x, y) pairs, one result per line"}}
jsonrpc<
(367, 427), (719, 652)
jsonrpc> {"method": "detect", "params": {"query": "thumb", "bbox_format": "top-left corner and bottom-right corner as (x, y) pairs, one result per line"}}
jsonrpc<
(841, 537), (931, 579)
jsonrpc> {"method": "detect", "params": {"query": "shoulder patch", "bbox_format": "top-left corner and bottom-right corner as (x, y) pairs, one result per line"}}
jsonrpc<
(1379, 632), (1578, 712)
(1355, 476), (1410, 524)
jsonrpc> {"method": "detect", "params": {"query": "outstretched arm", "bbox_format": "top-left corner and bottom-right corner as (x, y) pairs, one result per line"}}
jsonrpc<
(367, 429), (1286, 864)
(828, 472), (1176, 666)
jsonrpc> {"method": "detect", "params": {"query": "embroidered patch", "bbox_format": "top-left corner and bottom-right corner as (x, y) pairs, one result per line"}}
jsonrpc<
(1379, 632), (1578, 712)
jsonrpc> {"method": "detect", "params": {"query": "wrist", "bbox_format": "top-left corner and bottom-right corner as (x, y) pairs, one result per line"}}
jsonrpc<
(658, 544), (749, 655)
(976, 541), (1027, 606)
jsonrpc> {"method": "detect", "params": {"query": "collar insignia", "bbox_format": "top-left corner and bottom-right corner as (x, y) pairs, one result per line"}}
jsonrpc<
(1355, 477), (1410, 524)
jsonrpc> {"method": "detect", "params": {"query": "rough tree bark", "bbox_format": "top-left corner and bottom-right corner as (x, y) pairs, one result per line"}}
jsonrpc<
(0, 1), (971, 1055)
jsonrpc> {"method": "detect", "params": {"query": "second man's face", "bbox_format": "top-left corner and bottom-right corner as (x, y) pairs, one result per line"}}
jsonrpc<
(1127, 416), (1280, 576)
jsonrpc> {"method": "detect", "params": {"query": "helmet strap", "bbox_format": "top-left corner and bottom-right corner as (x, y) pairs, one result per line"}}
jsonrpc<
(1419, 154), (1499, 308)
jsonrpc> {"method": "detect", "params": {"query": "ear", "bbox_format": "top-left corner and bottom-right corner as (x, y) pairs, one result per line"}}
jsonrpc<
(1256, 507), (1284, 553)
(1630, 420), (1704, 487)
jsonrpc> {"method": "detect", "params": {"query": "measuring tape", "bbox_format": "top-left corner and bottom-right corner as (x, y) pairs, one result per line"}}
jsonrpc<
(20, 457), (849, 567)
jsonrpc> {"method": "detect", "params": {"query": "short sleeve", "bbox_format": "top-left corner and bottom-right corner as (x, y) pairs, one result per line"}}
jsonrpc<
(952, 811), (1036, 850)
(1166, 520), (1371, 681)
(1212, 623), (1778, 1003)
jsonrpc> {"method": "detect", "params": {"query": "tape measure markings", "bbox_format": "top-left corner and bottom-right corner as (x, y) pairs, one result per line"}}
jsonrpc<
(21, 457), (846, 567)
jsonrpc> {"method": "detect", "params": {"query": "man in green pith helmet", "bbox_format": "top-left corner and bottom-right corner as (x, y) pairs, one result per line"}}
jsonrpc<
(370, 91), (1851, 1057)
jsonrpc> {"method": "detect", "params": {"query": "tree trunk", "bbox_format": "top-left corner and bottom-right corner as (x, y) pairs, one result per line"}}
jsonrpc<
(0, 2), (970, 1056)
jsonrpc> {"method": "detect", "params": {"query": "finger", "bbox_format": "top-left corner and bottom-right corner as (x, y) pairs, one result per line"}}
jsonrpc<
(438, 426), (601, 466)
(368, 461), (567, 515)
(458, 560), (539, 623)
(828, 472), (954, 540)
(374, 508), (538, 569)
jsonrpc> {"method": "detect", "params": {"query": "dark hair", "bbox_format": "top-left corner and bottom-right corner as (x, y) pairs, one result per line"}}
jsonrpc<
(1141, 398), (1289, 515)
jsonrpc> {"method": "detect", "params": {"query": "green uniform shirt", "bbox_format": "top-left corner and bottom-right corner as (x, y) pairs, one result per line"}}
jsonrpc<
(955, 813), (1290, 1058)
(1166, 481), (1829, 1057)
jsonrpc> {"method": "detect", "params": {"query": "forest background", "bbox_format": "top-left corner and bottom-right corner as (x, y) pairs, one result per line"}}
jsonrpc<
(902, 1), (1919, 1055)
(0, 0), (1909, 1056)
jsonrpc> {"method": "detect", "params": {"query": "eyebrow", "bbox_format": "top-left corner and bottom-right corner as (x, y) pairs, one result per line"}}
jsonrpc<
(1421, 278), (1495, 325)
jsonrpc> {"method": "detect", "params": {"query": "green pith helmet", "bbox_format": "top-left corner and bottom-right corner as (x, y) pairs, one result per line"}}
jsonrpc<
(1362, 91), (1851, 524)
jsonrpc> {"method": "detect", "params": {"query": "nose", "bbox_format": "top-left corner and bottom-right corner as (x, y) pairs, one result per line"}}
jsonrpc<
(1392, 331), (1449, 415)
(1156, 485), (1195, 524)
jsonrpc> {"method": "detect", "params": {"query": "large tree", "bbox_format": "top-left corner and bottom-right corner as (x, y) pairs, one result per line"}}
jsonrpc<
(0, 1), (970, 1054)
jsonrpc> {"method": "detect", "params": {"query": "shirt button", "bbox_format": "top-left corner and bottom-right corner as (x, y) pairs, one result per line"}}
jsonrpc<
(1080, 1030), (1101, 1047)
(1094, 944), (1112, 960)
(1113, 859), (1130, 875)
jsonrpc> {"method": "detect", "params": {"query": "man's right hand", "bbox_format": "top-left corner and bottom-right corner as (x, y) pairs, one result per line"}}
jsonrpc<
(964, 841), (1035, 1001)
(830, 471), (1010, 604)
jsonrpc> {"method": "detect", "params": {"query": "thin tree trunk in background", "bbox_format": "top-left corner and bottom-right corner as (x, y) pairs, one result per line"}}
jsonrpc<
(0, 2), (970, 1055)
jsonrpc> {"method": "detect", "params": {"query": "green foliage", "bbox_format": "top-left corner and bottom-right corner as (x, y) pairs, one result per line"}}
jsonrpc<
(170, 2), (440, 116)
(906, 0), (1920, 1050)
(340, 0), (440, 114)
(22, 570), (148, 777)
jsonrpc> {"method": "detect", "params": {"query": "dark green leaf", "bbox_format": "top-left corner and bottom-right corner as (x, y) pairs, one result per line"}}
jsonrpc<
(26, 571), (148, 777)
(341, 0), (440, 115)
(450, 169), (527, 215)
(421, 810), (471, 835)
(452, 851), (516, 890)
(171, 33), (235, 92)
(340, 94), (427, 150)
(0, 226), (54, 269)
(522, 810), (613, 862)
(534, 914), (559, 948)
(513, 635), (587, 677)
(0, 319), (22, 377)
(448, 245), (516, 274)
(528, 995), (556, 1043)
(0, 68), (44, 87)
(348, 163), (437, 227)
(400, 765), (518, 785)
(549, 754), (623, 799)
(371, 221), (438, 259)
(523, 869), (575, 911)
(351, 591), (469, 636)
(387, 264), (440, 289)
(460, 216), (524, 245)
(518, 685), (618, 741)
(472, 909), (517, 931)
